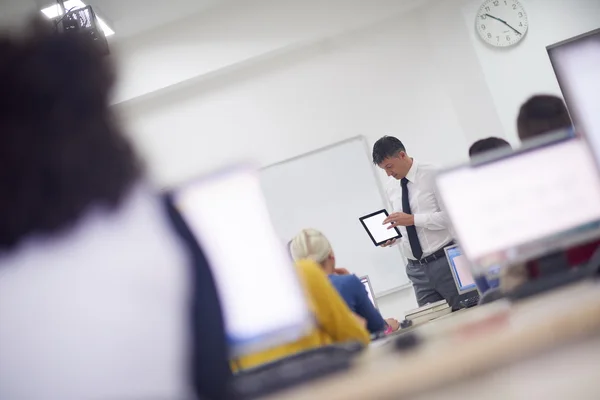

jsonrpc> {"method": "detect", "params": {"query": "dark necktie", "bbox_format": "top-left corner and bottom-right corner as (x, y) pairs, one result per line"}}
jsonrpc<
(401, 178), (423, 260)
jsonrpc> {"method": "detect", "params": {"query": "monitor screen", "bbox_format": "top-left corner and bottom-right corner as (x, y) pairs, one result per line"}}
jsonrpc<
(548, 29), (600, 164)
(436, 138), (600, 268)
(444, 246), (476, 294)
(173, 166), (313, 356)
(360, 276), (377, 309)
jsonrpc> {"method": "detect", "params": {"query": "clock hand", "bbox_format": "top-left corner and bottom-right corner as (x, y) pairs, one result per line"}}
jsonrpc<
(484, 13), (522, 36)
(505, 22), (522, 36)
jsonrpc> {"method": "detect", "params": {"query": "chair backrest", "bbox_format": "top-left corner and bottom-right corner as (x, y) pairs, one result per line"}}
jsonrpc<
(163, 194), (233, 400)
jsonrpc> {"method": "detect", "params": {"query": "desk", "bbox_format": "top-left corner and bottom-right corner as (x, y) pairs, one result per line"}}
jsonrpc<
(263, 281), (600, 400)
(367, 306), (473, 353)
(412, 335), (600, 400)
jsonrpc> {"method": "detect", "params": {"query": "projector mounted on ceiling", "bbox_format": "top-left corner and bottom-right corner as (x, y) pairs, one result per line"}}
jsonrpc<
(43, 1), (111, 55)
(42, 0), (114, 36)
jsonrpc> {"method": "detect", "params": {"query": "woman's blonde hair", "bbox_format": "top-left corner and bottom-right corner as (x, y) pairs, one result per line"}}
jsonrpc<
(290, 229), (332, 264)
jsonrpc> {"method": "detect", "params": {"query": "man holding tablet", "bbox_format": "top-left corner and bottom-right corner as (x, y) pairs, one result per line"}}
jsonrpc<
(372, 136), (459, 308)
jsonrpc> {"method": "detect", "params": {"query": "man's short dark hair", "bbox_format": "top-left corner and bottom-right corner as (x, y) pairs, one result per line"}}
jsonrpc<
(468, 137), (512, 158)
(517, 95), (572, 141)
(372, 136), (406, 165)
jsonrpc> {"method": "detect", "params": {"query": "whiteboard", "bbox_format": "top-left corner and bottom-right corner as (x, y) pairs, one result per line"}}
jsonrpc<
(260, 136), (410, 296)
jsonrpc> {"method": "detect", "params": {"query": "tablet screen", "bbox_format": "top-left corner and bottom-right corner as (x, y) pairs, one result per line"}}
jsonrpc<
(359, 210), (402, 246)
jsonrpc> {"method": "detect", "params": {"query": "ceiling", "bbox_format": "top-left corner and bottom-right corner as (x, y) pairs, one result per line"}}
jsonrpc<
(0, 0), (228, 38)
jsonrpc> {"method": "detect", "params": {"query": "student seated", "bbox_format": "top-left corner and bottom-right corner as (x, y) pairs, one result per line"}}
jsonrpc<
(517, 94), (573, 141)
(290, 229), (400, 334)
(468, 137), (512, 158)
(233, 259), (370, 371)
(517, 94), (599, 268)
(0, 21), (230, 400)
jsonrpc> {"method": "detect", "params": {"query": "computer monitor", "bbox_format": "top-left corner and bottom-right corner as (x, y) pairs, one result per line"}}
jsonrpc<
(359, 276), (377, 309)
(172, 165), (314, 357)
(436, 136), (600, 270)
(443, 245), (477, 294)
(548, 29), (600, 164)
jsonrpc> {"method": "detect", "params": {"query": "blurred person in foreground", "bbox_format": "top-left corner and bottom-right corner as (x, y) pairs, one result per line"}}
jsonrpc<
(0, 20), (229, 400)
(290, 229), (400, 334)
(232, 257), (370, 371)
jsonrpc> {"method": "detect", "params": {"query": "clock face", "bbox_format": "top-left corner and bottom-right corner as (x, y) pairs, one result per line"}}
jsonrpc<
(476, 0), (529, 47)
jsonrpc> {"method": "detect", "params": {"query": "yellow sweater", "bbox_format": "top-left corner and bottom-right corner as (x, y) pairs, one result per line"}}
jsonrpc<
(233, 260), (370, 371)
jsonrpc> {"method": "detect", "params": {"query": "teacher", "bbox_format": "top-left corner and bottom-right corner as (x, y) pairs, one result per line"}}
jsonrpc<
(372, 136), (459, 308)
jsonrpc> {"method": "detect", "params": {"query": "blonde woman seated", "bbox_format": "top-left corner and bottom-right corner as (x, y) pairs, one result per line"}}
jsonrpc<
(233, 259), (370, 371)
(290, 229), (400, 334)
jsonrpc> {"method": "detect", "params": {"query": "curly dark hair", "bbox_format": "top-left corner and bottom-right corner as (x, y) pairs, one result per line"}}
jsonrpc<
(0, 20), (140, 250)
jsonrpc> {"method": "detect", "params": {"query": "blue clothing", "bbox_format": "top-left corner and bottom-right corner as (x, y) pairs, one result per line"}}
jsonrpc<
(328, 274), (387, 333)
(163, 195), (232, 400)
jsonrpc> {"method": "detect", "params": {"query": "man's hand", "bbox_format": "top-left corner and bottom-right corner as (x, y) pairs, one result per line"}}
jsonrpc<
(385, 318), (400, 332)
(380, 239), (397, 247)
(334, 268), (350, 276)
(383, 212), (414, 228)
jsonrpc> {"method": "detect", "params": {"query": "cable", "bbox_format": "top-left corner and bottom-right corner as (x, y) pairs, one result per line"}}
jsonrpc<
(54, 6), (77, 28)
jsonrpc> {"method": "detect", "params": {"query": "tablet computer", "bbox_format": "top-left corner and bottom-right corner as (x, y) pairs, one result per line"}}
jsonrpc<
(359, 209), (402, 246)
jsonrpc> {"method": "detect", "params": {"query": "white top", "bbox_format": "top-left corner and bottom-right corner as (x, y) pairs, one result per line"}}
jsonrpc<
(0, 186), (192, 400)
(385, 159), (452, 260)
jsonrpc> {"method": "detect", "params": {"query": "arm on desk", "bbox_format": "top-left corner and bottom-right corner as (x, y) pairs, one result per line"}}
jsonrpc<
(349, 275), (387, 334)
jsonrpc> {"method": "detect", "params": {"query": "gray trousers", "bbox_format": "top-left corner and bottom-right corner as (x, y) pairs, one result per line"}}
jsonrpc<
(406, 256), (460, 308)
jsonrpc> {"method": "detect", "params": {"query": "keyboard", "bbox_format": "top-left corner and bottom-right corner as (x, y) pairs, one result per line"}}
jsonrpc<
(459, 294), (480, 309)
(232, 343), (362, 399)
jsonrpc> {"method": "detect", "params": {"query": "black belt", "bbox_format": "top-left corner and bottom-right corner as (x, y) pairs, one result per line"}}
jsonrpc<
(407, 242), (455, 266)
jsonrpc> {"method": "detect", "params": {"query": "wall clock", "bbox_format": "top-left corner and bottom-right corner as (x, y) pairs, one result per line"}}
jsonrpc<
(476, 0), (529, 47)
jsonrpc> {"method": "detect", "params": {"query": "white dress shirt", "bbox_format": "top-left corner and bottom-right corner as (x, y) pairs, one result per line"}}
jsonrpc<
(0, 186), (192, 400)
(385, 159), (453, 260)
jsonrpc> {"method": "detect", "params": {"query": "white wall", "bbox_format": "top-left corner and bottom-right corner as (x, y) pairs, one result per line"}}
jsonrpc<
(115, 0), (599, 316)
(113, 0), (431, 103)
(120, 12), (473, 186)
(378, 288), (418, 320)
